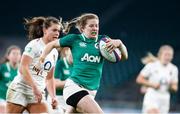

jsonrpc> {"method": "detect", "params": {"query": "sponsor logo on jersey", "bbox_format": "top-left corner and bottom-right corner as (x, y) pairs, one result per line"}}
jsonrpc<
(79, 42), (87, 47)
(81, 53), (101, 63)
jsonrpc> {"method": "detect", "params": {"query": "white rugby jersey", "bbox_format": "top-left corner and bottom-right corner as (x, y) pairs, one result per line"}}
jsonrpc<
(11, 38), (58, 94)
(140, 60), (178, 94)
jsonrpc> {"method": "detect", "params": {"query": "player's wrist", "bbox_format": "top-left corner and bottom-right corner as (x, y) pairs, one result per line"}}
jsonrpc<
(116, 39), (122, 48)
(32, 84), (38, 91)
(39, 56), (45, 63)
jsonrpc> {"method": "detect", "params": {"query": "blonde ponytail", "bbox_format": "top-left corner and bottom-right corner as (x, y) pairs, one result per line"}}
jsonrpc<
(62, 13), (99, 34)
(141, 52), (158, 65)
(63, 18), (79, 34)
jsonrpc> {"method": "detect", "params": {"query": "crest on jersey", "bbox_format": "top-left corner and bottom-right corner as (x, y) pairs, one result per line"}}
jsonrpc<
(25, 47), (32, 53)
(169, 71), (173, 76)
(79, 42), (87, 47)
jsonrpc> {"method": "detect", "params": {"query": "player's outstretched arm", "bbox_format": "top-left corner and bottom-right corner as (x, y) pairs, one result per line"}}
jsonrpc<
(136, 74), (160, 89)
(46, 67), (58, 109)
(40, 39), (61, 63)
(20, 55), (42, 103)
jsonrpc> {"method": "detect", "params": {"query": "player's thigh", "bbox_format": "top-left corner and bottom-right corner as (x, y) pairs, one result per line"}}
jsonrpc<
(64, 79), (102, 113)
(77, 95), (103, 113)
(6, 102), (26, 113)
(26, 102), (49, 113)
(0, 99), (6, 113)
(159, 99), (170, 114)
(0, 105), (5, 113)
(65, 105), (76, 113)
(146, 108), (160, 114)
(6, 88), (29, 107)
(142, 93), (160, 113)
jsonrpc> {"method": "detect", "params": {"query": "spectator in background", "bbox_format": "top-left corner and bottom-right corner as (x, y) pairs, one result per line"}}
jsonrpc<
(0, 45), (21, 113)
(6, 16), (63, 113)
(47, 47), (73, 113)
(136, 45), (178, 114)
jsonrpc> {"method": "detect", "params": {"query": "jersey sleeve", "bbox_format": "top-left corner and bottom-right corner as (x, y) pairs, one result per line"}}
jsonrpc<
(59, 34), (77, 47)
(140, 63), (153, 78)
(23, 40), (38, 58)
(170, 66), (178, 83)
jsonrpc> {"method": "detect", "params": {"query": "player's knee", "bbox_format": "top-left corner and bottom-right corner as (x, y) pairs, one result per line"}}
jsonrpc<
(66, 90), (89, 108)
(147, 108), (159, 114)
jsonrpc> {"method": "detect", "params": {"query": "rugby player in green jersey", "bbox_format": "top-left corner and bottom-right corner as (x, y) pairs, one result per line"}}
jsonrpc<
(38, 13), (128, 113)
(0, 45), (21, 113)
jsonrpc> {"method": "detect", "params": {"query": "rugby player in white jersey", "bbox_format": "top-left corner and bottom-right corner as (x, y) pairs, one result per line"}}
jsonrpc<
(136, 45), (178, 114)
(6, 16), (63, 113)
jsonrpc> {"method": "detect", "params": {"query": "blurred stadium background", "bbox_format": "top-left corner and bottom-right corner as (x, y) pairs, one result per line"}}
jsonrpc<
(0, 0), (180, 113)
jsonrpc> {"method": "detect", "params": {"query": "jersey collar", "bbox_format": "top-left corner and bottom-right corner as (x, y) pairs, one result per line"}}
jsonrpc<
(39, 38), (46, 47)
(6, 62), (11, 72)
(81, 33), (98, 42)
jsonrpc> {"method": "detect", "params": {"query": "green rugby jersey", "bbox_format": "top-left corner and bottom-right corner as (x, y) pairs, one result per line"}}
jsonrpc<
(55, 58), (72, 95)
(59, 34), (106, 90)
(0, 62), (18, 99)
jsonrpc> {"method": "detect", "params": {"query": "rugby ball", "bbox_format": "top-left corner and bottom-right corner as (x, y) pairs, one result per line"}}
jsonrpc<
(99, 38), (122, 62)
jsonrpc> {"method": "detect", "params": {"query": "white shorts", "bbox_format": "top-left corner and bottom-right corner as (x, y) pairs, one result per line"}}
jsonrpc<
(63, 79), (97, 102)
(6, 88), (46, 107)
(142, 92), (170, 114)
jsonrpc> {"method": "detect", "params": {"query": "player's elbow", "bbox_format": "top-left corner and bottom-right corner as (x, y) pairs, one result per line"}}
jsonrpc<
(124, 54), (128, 60)
(174, 87), (178, 92)
(171, 85), (178, 92)
(53, 39), (61, 48)
(19, 64), (28, 77)
(136, 75), (143, 85)
(46, 39), (60, 50)
(121, 53), (128, 61)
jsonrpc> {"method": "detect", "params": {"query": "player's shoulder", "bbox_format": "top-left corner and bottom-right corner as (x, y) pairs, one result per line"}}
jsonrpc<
(0, 63), (6, 69)
(68, 34), (78, 37)
(62, 34), (80, 41)
(65, 34), (79, 38)
(26, 38), (41, 47)
(24, 38), (42, 56)
(169, 63), (178, 71)
(145, 61), (158, 68)
(51, 48), (59, 55)
(0, 63), (6, 67)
